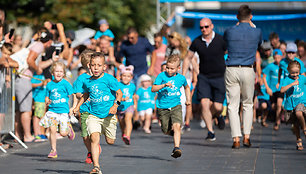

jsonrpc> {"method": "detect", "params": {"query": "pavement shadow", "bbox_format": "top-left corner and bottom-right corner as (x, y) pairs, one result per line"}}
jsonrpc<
(114, 154), (171, 162)
(14, 152), (84, 164)
(36, 169), (88, 174)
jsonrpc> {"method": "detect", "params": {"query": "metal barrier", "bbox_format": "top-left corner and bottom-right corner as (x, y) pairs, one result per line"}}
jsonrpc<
(0, 67), (27, 153)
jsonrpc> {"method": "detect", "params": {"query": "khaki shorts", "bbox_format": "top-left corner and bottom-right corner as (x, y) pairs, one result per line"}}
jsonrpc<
(86, 114), (118, 139)
(157, 105), (182, 134)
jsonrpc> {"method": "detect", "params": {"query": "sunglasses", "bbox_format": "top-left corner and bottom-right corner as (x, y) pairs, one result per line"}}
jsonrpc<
(200, 25), (210, 29)
(168, 35), (174, 39)
(286, 52), (295, 54)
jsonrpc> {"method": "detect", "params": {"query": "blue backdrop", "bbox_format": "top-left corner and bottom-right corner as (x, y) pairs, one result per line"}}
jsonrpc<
(183, 11), (306, 42)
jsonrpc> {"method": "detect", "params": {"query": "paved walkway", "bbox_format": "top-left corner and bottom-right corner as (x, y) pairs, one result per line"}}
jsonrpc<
(0, 121), (305, 174)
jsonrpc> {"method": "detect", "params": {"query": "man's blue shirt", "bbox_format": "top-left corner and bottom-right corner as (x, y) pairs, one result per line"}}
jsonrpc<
(120, 37), (154, 76)
(224, 23), (262, 66)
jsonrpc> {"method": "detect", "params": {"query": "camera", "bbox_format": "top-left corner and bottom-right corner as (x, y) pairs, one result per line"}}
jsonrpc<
(52, 23), (57, 30)
(9, 28), (15, 39)
(55, 46), (61, 57)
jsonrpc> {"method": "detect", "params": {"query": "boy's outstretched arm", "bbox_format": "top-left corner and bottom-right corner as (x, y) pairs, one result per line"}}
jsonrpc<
(184, 85), (191, 106)
(109, 89), (123, 115)
(152, 82), (172, 92)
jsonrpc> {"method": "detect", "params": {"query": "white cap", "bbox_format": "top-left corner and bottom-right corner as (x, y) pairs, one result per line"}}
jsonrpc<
(139, 74), (152, 82)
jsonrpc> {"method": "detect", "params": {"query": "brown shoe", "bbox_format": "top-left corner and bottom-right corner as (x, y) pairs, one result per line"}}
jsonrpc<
(243, 138), (251, 147)
(232, 141), (240, 149)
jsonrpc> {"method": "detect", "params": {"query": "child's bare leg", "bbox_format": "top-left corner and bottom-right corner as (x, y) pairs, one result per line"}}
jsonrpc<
(90, 132), (101, 168)
(49, 126), (57, 152)
(125, 112), (133, 137)
(33, 116), (41, 136)
(173, 123), (181, 147)
(275, 98), (283, 126)
(118, 118), (125, 136)
(144, 114), (152, 131)
(295, 111), (306, 132)
(83, 136), (91, 152)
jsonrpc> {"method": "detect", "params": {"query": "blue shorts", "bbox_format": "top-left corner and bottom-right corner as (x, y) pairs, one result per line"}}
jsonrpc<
(197, 74), (225, 103)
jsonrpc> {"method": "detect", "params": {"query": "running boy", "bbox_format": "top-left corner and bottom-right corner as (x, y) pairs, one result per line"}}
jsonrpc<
(73, 52), (122, 174)
(39, 62), (75, 158)
(263, 49), (283, 130)
(72, 49), (95, 163)
(152, 54), (191, 158)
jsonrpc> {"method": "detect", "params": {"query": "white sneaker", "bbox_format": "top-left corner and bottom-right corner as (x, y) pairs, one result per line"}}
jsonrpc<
(200, 120), (206, 128)
(70, 115), (79, 124)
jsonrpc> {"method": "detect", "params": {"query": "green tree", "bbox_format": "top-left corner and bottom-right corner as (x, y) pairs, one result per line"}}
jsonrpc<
(1, 0), (156, 40)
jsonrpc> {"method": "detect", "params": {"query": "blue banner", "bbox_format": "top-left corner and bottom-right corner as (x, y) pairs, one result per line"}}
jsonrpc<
(178, 12), (306, 21)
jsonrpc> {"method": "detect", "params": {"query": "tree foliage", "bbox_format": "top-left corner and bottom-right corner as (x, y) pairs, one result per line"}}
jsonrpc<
(0, 0), (156, 40)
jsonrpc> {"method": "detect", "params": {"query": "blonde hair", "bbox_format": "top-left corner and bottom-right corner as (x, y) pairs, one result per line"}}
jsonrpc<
(50, 61), (66, 77)
(80, 49), (95, 68)
(169, 32), (188, 58)
(167, 54), (181, 66)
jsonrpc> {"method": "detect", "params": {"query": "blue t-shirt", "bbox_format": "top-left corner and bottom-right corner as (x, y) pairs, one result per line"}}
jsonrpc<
(257, 84), (270, 101)
(118, 82), (136, 112)
(281, 75), (306, 111)
(136, 86), (156, 111)
(224, 23), (262, 66)
(279, 57), (306, 83)
(154, 72), (188, 109)
(46, 79), (73, 113)
(83, 73), (120, 118)
(263, 62), (280, 93)
(120, 37), (154, 76)
(31, 74), (46, 102)
(94, 29), (115, 47)
(73, 73), (91, 113)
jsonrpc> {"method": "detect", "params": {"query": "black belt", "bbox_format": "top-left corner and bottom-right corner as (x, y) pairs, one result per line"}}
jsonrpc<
(226, 65), (253, 68)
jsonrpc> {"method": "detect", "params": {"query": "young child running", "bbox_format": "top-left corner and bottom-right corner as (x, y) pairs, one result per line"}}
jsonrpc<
(39, 61), (75, 158)
(135, 74), (156, 134)
(263, 49), (283, 130)
(117, 65), (136, 145)
(73, 52), (122, 174)
(72, 49), (97, 164)
(280, 61), (306, 151)
(152, 54), (191, 158)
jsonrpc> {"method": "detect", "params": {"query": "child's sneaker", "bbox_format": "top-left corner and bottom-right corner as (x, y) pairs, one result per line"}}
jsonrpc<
(200, 119), (206, 128)
(182, 124), (191, 133)
(143, 128), (151, 134)
(85, 152), (93, 164)
(89, 166), (102, 174)
(171, 147), (182, 158)
(205, 131), (216, 141)
(122, 135), (130, 145)
(48, 150), (57, 158)
(68, 123), (75, 140)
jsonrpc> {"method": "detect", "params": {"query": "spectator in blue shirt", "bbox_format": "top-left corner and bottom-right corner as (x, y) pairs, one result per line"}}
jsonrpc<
(223, 5), (262, 149)
(120, 27), (154, 85)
